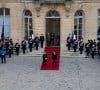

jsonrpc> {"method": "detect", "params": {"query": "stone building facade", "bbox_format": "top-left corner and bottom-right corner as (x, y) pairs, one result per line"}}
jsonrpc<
(0, 0), (100, 51)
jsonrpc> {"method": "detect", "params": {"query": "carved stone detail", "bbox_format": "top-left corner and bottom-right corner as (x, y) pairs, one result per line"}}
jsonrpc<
(77, 2), (83, 10)
(34, 2), (41, 17)
(64, 2), (72, 17)
(48, 3), (58, 10)
(74, 1), (83, 10)
(24, 2), (33, 9)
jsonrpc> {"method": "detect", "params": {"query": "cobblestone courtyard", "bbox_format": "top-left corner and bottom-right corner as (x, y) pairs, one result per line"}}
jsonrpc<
(0, 56), (100, 90)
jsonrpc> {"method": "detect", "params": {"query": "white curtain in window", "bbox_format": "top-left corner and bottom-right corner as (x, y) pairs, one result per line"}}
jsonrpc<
(0, 16), (3, 38)
(5, 16), (11, 38)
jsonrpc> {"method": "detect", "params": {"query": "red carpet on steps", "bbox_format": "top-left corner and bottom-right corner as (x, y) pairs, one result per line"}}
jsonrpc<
(40, 47), (60, 70)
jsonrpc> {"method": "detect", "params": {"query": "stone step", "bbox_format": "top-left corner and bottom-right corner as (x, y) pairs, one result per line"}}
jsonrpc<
(20, 51), (85, 58)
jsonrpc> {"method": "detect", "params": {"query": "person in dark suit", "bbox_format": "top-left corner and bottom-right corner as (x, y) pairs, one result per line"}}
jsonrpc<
(79, 40), (84, 54)
(66, 34), (71, 51)
(73, 40), (78, 52)
(8, 42), (12, 58)
(97, 40), (100, 59)
(50, 32), (55, 46)
(15, 40), (20, 55)
(42, 52), (47, 69)
(91, 44), (96, 59)
(35, 38), (39, 50)
(9, 39), (14, 54)
(34, 34), (39, 42)
(21, 39), (27, 54)
(46, 32), (50, 46)
(85, 41), (90, 57)
(52, 51), (57, 69)
(40, 34), (44, 48)
(28, 37), (33, 52)
(57, 33), (60, 46)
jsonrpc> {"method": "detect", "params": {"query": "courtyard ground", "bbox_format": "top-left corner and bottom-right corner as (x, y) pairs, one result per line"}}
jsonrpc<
(0, 55), (100, 90)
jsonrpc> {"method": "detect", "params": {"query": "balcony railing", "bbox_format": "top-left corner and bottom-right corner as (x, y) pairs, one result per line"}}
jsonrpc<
(33, 0), (72, 2)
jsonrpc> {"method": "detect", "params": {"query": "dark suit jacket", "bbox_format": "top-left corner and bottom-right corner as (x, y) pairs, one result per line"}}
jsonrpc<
(52, 53), (57, 61)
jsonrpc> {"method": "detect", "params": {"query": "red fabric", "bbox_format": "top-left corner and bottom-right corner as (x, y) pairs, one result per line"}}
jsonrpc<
(40, 47), (60, 70)
(33, 39), (34, 43)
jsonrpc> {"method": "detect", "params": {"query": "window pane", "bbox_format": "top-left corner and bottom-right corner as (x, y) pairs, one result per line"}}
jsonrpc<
(79, 24), (82, 29)
(25, 24), (28, 28)
(5, 16), (10, 25)
(0, 8), (3, 15)
(5, 8), (10, 15)
(46, 10), (60, 17)
(98, 10), (100, 16)
(25, 10), (32, 16)
(25, 18), (28, 23)
(98, 18), (100, 26)
(29, 18), (32, 24)
(75, 11), (83, 16)
(79, 18), (83, 23)
(5, 26), (10, 38)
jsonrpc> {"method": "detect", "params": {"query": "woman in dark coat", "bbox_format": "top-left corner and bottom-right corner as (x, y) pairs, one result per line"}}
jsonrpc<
(52, 51), (57, 69)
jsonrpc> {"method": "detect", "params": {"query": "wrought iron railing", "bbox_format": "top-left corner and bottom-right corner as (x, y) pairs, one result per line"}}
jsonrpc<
(33, 0), (72, 2)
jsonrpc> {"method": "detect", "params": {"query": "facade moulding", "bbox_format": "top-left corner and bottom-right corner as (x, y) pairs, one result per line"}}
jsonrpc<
(34, 2), (41, 17)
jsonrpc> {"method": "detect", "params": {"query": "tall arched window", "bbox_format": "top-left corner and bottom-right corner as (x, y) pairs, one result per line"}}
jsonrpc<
(74, 10), (84, 40)
(24, 10), (33, 40)
(0, 8), (11, 38)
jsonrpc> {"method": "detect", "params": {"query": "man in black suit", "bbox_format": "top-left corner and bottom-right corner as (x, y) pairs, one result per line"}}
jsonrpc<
(50, 32), (55, 46)
(35, 38), (39, 50)
(40, 34), (44, 48)
(42, 52), (47, 69)
(52, 51), (57, 69)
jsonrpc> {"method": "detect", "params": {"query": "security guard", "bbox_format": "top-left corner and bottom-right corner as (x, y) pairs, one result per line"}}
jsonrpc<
(91, 44), (96, 59)
(21, 39), (27, 54)
(73, 40), (78, 52)
(28, 37), (33, 52)
(79, 40), (84, 54)
(85, 41), (90, 57)
(15, 40), (20, 55)
(8, 42), (12, 58)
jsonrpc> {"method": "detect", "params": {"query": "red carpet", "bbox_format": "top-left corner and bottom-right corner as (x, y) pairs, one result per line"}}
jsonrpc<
(40, 47), (60, 70)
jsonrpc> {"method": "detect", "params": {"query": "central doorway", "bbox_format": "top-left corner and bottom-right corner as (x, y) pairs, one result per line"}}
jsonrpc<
(46, 10), (60, 46)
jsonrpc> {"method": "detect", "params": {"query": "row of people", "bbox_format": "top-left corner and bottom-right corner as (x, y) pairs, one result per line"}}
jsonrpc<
(0, 34), (44, 56)
(66, 35), (100, 59)
(46, 32), (60, 46)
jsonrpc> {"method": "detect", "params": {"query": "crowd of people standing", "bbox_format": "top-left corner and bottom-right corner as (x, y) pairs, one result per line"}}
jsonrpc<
(66, 34), (100, 59)
(0, 34), (45, 64)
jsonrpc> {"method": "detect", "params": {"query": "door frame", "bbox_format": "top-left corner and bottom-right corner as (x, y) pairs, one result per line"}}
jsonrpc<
(45, 17), (61, 47)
